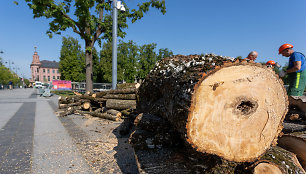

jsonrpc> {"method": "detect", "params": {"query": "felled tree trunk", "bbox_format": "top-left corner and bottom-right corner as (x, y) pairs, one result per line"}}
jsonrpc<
(277, 135), (306, 170)
(137, 54), (288, 162)
(106, 99), (136, 110)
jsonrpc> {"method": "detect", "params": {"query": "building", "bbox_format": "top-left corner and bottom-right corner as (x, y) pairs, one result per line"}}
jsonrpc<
(30, 50), (61, 83)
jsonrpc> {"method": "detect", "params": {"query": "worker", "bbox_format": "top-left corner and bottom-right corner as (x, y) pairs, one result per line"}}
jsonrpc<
(266, 60), (280, 68)
(245, 51), (258, 61)
(278, 43), (306, 96)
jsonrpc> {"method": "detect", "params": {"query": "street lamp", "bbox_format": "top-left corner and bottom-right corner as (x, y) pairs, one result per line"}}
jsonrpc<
(5, 60), (14, 70)
(112, 0), (125, 90)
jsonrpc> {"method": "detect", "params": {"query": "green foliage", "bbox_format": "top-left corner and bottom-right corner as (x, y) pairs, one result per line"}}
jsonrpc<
(21, 0), (166, 90)
(22, 0), (166, 43)
(0, 65), (20, 85)
(117, 40), (139, 83)
(24, 78), (30, 86)
(92, 47), (100, 82)
(97, 40), (173, 83)
(236, 56), (242, 59)
(137, 43), (157, 79)
(59, 36), (85, 82)
(157, 48), (173, 61)
(0, 56), (21, 85)
(99, 41), (113, 82)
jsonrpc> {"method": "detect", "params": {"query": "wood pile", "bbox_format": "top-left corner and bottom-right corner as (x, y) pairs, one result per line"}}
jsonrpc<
(56, 83), (138, 121)
(130, 54), (305, 173)
(285, 96), (306, 121)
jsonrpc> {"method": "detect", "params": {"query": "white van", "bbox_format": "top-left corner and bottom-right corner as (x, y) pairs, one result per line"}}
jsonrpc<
(34, 81), (43, 89)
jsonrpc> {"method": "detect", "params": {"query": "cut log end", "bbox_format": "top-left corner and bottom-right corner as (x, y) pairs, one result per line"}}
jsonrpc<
(186, 64), (288, 162)
(253, 163), (282, 174)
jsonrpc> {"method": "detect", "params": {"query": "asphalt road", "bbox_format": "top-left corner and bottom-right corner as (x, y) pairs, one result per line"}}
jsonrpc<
(0, 88), (138, 174)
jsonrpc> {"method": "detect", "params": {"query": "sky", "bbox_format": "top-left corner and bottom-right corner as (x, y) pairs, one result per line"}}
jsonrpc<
(1, 0), (306, 79)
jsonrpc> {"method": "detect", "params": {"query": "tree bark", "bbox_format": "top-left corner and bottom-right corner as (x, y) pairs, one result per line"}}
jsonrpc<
(116, 83), (140, 89)
(289, 96), (306, 112)
(103, 93), (136, 100)
(277, 135), (306, 171)
(75, 110), (120, 121)
(106, 99), (136, 110)
(85, 43), (93, 92)
(106, 109), (122, 118)
(137, 54), (288, 162)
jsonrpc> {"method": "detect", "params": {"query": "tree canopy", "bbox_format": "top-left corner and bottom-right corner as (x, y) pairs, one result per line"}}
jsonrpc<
(0, 57), (21, 87)
(58, 38), (173, 83)
(59, 36), (85, 82)
(20, 0), (166, 91)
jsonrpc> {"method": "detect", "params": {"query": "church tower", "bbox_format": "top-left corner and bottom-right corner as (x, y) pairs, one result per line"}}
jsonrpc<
(30, 47), (41, 81)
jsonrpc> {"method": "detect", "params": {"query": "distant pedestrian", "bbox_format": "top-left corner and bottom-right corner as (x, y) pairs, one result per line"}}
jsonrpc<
(8, 81), (13, 90)
(278, 43), (306, 96)
(245, 51), (258, 61)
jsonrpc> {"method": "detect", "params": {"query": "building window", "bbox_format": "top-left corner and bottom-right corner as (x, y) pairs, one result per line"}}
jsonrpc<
(37, 68), (39, 73)
(47, 69), (50, 73)
(53, 70), (55, 73)
(53, 76), (55, 80)
(48, 76), (50, 81)
(57, 70), (59, 73)
(57, 76), (60, 79)
(43, 69), (45, 73)
(43, 76), (46, 81)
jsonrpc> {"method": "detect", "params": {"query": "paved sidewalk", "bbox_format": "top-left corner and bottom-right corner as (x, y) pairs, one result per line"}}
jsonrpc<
(0, 88), (139, 174)
(0, 89), (93, 173)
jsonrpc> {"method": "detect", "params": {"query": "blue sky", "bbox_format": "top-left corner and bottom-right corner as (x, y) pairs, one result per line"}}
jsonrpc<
(1, 0), (306, 78)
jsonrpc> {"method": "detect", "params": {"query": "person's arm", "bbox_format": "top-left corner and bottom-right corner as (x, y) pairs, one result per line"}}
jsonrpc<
(286, 61), (301, 73)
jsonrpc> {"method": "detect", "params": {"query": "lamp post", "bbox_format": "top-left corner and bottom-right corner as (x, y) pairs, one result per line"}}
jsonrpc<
(112, 0), (125, 90)
(112, 0), (118, 90)
(5, 60), (14, 71)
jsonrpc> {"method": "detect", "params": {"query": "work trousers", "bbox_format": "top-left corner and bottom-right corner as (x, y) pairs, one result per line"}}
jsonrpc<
(287, 70), (306, 96)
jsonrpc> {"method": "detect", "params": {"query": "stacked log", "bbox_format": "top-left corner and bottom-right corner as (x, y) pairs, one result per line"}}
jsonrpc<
(131, 54), (305, 173)
(56, 83), (138, 121)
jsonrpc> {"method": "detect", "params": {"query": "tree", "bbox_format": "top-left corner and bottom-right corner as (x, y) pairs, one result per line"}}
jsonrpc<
(59, 36), (85, 82)
(0, 66), (20, 86)
(92, 47), (100, 82)
(117, 40), (138, 83)
(99, 41), (113, 82)
(137, 43), (157, 79)
(157, 48), (173, 62)
(21, 0), (166, 92)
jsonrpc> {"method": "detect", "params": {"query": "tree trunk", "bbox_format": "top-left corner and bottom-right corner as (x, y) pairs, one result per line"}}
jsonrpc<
(253, 163), (282, 174)
(106, 99), (136, 110)
(103, 93), (136, 100)
(137, 54), (288, 162)
(106, 109), (122, 118)
(82, 102), (91, 110)
(289, 96), (306, 112)
(85, 42), (93, 92)
(277, 135), (306, 170)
